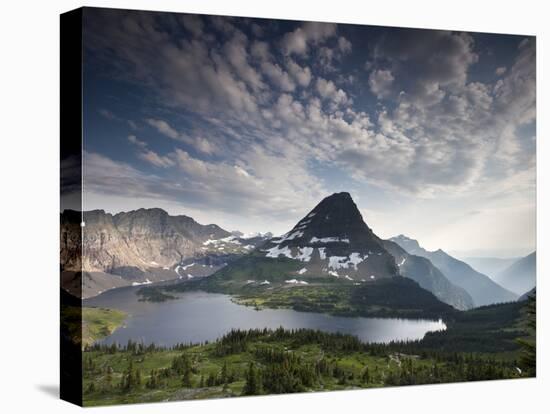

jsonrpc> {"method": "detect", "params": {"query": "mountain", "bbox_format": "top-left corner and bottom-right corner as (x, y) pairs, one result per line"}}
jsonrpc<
(390, 235), (518, 306)
(460, 257), (518, 279)
(519, 287), (536, 302)
(205, 192), (471, 310)
(381, 240), (474, 310)
(60, 208), (269, 298)
(494, 252), (536, 295)
(258, 192), (398, 281)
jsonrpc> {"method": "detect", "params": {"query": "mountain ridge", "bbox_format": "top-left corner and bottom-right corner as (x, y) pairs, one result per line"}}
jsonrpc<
(390, 234), (518, 306)
(494, 252), (536, 295)
(60, 208), (269, 298)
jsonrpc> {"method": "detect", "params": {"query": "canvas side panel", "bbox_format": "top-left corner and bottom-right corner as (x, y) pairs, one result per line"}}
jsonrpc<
(60, 7), (83, 407)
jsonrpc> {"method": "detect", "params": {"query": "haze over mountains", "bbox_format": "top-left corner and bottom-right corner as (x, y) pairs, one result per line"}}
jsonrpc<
(461, 257), (519, 279)
(390, 235), (517, 306)
(493, 252), (536, 296)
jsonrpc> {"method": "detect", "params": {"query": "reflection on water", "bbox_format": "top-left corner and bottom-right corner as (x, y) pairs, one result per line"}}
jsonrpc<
(84, 287), (446, 346)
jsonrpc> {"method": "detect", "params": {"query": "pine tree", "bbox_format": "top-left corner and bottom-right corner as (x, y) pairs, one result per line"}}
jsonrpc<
(517, 291), (536, 376)
(242, 362), (261, 395)
(361, 365), (370, 383)
(182, 365), (193, 387)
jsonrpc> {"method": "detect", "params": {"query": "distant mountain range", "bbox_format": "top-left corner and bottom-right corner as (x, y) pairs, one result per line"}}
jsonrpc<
(389, 235), (517, 306)
(460, 257), (518, 279)
(381, 240), (473, 310)
(62, 193), (524, 311)
(493, 252), (536, 296)
(60, 208), (270, 298)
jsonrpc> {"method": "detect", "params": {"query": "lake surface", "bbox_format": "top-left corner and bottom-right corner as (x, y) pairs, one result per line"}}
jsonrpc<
(84, 286), (446, 346)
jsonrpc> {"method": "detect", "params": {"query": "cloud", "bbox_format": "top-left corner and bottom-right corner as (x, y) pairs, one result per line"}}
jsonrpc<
(495, 66), (507, 76)
(373, 30), (478, 106)
(282, 22), (337, 56)
(85, 8), (535, 232)
(138, 150), (176, 168)
(368, 69), (394, 99)
(287, 59), (312, 87)
(315, 77), (350, 106)
(146, 118), (179, 139)
(224, 33), (265, 92)
(127, 134), (147, 148)
(146, 118), (217, 155)
(261, 61), (296, 91)
(84, 148), (325, 224)
(180, 14), (204, 37)
(338, 36), (352, 54)
(98, 108), (117, 120)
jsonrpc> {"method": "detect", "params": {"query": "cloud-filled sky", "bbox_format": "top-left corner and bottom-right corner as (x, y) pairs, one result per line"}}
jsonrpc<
(80, 8), (536, 257)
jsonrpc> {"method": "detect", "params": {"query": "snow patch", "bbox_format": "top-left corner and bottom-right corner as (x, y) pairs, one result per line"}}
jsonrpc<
(203, 236), (241, 246)
(328, 256), (350, 270)
(132, 278), (152, 286)
(344, 275), (354, 281)
(327, 253), (366, 270)
(265, 245), (293, 259)
(182, 263), (195, 270)
(285, 279), (309, 285)
(310, 236), (350, 243)
(295, 246), (314, 262)
(318, 247), (327, 260)
(260, 280), (271, 285)
(298, 267), (308, 275)
(328, 270), (339, 278)
(398, 257), (407, 267)
(282, 230), (304, 241)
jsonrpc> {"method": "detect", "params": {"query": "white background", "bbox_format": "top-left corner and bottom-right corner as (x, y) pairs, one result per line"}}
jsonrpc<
(0, 0), (547, 412)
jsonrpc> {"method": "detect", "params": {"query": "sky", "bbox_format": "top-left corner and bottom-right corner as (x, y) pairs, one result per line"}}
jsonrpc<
(79, 7), (536, 257)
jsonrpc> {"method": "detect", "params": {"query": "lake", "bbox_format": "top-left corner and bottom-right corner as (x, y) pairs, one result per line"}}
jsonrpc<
(84, 286), (446, 346)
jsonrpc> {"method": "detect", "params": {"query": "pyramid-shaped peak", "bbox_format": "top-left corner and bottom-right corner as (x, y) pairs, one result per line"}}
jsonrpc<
(260, 191), (398, 280)
(310, 192), (361, 217)
(316, 192), (354, 206)
(276, 191), (378, 249)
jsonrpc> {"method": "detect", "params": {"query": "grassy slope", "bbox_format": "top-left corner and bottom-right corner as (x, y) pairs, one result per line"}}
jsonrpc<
(62, 306), (127, 347)
(138, 256), (456, 320)
(83, 324), (525, 407)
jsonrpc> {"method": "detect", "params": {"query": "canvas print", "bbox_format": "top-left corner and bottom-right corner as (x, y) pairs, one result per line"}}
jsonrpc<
(60, 7), (536, 407)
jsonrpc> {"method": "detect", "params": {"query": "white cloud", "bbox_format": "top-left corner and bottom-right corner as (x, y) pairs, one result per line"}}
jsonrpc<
(127, 134), (147, 148)
(146, 118), (217, 155)
(138, 150), (175, 168)
(338, 36), (352, 54)
(287, 59), (312, 87)
(282, 22), (337, 56)
(368, 69), (394, 99)
(315, 77), (350, 106)
(261, 61), (295, 91)
(146, 118), (179, 139)
(495, 66), (507, 76)
(85, 10), (535, 251)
